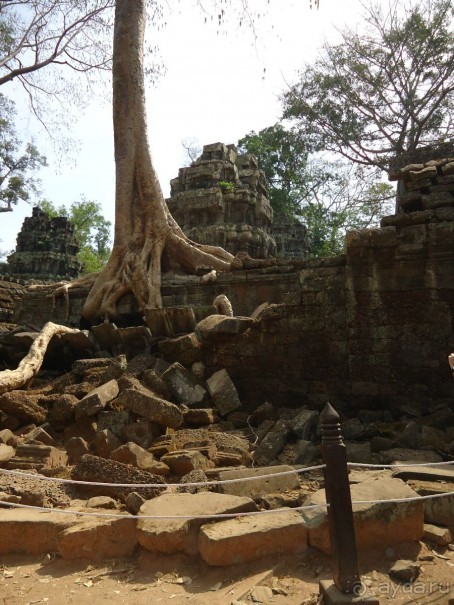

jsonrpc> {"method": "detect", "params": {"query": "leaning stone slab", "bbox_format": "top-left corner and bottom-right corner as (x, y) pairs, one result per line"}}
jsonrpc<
(206, 369), (242, 416)
(71, 454), (166, 502)
(289, 408), (319, 440)
(198, 509), (307, 565)
(58, 515), (137, 560)
(303, 477), (423, 553)
(215, 465), (300, 499)
(161, 362), (211, 408)
(137, 492), (257, 555)
(74, 379), (119, 420)
(195, 315), (253, 342)
(115, 387), (183, 429)
(252, 418), (290, 466)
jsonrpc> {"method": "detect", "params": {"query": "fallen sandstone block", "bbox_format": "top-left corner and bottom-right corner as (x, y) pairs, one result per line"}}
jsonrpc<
(137, 492), (257, 555)
(206, 369), (242, 417)
(58, 515), (137, 560)
(71, 454), (166, 501)
(0, 509), (78, 555)
(74, 379), (119, 420)
(215, 465), (300, 499)
(115, 387), (183, 429)
(198, 509), (308, 565)
(302, 476), (423, 553)
(161, 362), (211, 408)
(6, 444), (67, 471)
(0, 391), (47, 424)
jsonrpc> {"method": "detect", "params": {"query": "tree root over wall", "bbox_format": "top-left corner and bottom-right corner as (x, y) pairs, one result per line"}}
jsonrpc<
(0, 322), (80, 395)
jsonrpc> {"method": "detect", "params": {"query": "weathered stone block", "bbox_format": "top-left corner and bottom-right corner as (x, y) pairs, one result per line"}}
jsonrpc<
(206, 369), (242, 416)
(7, 444), (67, 471)
(161, 362), (210, 408)
(115, 387), (183, 429)
(58, 516), (137, 560)
(195, 315), (254, 342)
(0, 509), (77, 555)
(0, 391), (46, 424)
(198, 509), (308, 565)
(159, 332), (202, 365)
(160, 449), (212, 475)
(215, 465), (300, 499)
(183, 407), (219, 425)
(92, 428), (122, 459)
(74, 379), (119, 420)
(289, 408), (319, 440)
(0, 443), (15, 465)
(302, 477), (423, 553)
(252, 418), (289, 466)
(137, 492), (257, 555)
(71, 454), (166, 501)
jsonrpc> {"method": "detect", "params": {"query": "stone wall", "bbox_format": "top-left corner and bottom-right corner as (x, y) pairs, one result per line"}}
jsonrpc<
(8, 144), (454, 414)
(13, 261), (304, 328)
(195, 146), (454, 412)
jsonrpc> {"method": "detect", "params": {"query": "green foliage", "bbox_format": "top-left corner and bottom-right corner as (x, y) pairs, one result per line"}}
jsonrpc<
(238, 124), (395, 257)
(218, 180), (236, 192)
(0, 93), (47, 212)
(38, 198), (112, 274)
(282, 0), (454, 173)
(238, 124), (311, 218)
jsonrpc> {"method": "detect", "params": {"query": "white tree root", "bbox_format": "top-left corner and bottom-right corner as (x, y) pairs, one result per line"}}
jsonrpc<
(213, 294), (233, 316)
(0, 322), (80, 395)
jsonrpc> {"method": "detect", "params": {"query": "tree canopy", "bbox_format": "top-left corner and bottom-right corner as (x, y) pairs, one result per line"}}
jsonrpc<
(238, 124), (394, 257)
(0, 1), (115, 128)
(38, 199), (112, 274)
(0, 93), (46, 213)
(282, 0), (454, 179)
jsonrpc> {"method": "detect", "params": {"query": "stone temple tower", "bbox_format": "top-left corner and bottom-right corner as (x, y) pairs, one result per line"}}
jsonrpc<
(166, 142), (277, 258)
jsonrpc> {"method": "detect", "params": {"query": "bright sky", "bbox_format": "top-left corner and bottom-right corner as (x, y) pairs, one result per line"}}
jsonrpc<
(1, 0), (370, 253)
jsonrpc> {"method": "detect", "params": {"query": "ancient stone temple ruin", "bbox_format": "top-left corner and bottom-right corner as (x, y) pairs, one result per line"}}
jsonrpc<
(167, 143), (283, 259)
(6, 206), (81, 281)
(271, 215), (309, 258)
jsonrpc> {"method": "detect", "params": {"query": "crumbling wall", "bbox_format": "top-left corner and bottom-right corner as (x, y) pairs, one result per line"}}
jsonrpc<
(198, 146), (454, 413)
(8, 145), (454, 413)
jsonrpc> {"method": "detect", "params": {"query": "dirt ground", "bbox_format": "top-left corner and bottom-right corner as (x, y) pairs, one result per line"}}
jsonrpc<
(1, 540), (453, 605)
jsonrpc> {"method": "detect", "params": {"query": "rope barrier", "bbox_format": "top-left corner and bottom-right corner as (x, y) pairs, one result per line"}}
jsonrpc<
(0, 499), (326, 519)
(1, 489), (454, 520)
(0, 457), (452, 489)
(0, 464), (326, 489)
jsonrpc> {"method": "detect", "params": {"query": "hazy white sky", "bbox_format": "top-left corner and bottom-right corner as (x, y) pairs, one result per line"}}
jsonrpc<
(1, 0), (371, 253)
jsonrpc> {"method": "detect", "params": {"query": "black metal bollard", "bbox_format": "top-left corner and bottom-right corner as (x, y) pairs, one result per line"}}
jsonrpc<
(320, 402), (360, 593)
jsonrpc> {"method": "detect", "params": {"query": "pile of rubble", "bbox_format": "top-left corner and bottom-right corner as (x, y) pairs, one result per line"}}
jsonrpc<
(0, 315), (453, 567)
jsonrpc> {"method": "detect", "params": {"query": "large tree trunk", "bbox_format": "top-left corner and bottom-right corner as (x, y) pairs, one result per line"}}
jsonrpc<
(82, 0), (233, 323)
